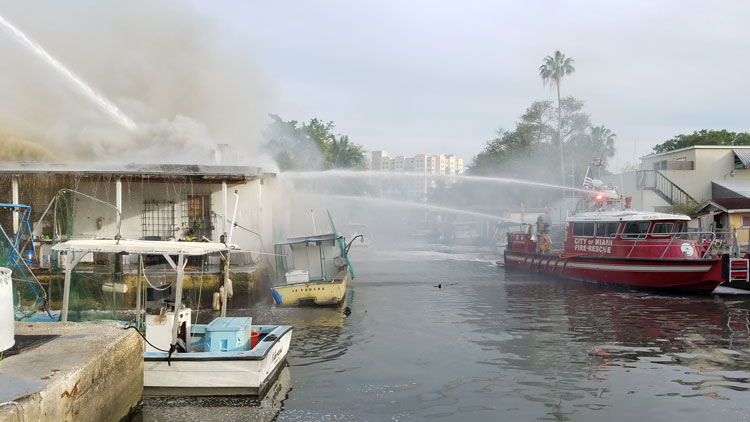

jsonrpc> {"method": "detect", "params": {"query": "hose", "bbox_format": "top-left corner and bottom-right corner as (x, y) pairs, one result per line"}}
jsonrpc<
(121, 325), (170, 353)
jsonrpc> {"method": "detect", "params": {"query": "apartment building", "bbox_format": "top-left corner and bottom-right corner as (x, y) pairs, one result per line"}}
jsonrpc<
(366, 150), (464, 201)
(371, 150), (390, 171)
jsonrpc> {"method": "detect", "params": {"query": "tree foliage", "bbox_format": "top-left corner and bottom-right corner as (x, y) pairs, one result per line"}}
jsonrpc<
(652, 129), (750, 154)
(264, 115), (365, 171)
(470, 97), (616, 186)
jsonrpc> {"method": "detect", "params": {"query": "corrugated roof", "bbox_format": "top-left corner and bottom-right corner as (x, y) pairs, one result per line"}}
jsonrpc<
(734, 149), (750, 168)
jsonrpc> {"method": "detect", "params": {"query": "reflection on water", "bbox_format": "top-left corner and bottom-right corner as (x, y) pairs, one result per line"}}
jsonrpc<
(136, 242), (750, 421)
(133, 366), (292, 422)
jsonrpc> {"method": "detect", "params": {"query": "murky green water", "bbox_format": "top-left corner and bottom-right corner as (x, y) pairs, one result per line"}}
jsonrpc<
(134, 243), (750, 421)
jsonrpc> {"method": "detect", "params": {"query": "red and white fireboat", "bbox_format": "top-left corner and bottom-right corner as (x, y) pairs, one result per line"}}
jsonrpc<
(503, 185), (736, 293)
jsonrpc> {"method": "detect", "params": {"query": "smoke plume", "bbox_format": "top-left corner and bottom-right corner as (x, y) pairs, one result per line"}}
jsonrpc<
(0, 1), (275, 165)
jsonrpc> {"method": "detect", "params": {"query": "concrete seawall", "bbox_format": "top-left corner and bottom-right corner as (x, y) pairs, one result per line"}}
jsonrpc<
(0, 322), (142, 422)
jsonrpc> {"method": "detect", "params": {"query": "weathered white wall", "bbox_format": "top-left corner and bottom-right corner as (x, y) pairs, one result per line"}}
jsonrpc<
(601, 172), (671, 212)
(215, 179), (264, 255)
(13, 175), (279, 272)
(641, 148), (750, 203)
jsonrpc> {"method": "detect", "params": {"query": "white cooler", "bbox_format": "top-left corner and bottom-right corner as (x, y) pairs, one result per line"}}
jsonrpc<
(285, 270), (310, 284)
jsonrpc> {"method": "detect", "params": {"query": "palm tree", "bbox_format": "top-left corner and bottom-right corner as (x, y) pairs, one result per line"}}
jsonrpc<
(590, 125), (616, 160)
(589, 125), (616, 178)
(539, 51), (576, 189)
(329, 135), (365, 168)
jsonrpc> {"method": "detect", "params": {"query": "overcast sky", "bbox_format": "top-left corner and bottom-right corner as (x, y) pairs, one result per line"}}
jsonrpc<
(189, 0), (750, 170)
(1, 1), (747, 170)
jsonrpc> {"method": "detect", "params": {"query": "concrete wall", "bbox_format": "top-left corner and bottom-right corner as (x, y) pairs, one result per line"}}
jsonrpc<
(0, 322), (142, 422)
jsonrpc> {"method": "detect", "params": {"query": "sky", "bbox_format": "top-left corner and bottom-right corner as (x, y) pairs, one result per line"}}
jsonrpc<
(190, 0), (750, 170)
(0, 1), (749, 171)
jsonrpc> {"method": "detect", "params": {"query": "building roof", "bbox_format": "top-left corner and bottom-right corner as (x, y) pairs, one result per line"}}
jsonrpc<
(568, 210), (690, 223)
(0, 162), (272, 180)
(640, 145), (750, 160)
(711, 180), (750, 198)
(277, 233), (339, 246)
(733, 149), (750, 168)
(693, 198), (750, 215)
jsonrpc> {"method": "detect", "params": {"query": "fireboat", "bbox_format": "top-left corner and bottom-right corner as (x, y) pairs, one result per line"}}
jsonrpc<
(502, 181), (746, 293)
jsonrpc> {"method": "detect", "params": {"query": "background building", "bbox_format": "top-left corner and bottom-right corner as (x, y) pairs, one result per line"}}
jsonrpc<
(366, 150), (465, 201)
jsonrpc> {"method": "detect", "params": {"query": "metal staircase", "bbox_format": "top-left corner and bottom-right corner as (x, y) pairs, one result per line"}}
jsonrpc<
(636, 170), (695, 205)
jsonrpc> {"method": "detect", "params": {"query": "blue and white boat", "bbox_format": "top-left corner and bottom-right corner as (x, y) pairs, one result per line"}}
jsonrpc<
(52, 239), (293, 396)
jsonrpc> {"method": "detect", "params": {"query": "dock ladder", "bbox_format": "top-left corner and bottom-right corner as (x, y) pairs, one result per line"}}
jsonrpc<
(729, 258), (750, 283)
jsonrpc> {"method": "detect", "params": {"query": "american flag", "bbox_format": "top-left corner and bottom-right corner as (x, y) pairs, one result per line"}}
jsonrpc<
(582, 166), (593, 188)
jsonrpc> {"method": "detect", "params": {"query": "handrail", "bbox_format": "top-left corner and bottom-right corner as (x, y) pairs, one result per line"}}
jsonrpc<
(658, 235), (676, 259)
(614, 230), (717, 258)
(636, 170), (695, 205)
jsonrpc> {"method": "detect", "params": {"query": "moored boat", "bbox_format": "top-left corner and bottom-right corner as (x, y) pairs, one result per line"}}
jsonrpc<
(271, 211), (355, 306)
(503, 188), (747, 293)
(51, 239), (293, 396)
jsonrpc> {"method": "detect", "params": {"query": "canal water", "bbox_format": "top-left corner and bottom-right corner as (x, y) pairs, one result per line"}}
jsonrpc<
(135, 242), (750, 421)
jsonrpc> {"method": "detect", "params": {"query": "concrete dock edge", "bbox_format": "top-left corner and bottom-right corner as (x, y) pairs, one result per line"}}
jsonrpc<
(0, 322), (143, 422)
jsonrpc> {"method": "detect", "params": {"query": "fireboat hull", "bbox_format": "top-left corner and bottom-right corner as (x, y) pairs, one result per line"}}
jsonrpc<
(504, 250), (724, 293)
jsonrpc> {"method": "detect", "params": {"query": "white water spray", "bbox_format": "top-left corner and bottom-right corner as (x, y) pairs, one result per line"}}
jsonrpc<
(283, 170), (609, 197)
(0, 13), (137, 131)
(304, 193), (521, 223)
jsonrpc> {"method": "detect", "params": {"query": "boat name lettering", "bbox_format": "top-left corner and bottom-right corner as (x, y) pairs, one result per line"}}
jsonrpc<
(573, 237), (612, 254)
(271, 346), (283, 364)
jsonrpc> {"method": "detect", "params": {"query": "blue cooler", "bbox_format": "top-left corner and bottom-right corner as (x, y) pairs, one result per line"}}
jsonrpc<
(204, 317), (252, 352)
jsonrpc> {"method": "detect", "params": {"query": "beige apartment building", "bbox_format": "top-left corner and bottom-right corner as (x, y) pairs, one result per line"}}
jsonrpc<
(368, 150), (465, 201)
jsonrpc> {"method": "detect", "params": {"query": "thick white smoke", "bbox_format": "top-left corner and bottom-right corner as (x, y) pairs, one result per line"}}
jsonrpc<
(0, 1), (275, 165)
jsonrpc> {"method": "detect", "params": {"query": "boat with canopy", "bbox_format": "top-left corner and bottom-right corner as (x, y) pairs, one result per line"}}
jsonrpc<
(52, 239), (292, 396)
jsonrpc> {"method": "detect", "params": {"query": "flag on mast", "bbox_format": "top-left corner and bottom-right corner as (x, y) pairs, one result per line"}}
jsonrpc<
(582, 167), (593, 188)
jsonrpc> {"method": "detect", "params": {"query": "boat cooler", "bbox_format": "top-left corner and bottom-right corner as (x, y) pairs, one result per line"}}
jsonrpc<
(285, 270), (309, 283)
(204, 317), (253, 352)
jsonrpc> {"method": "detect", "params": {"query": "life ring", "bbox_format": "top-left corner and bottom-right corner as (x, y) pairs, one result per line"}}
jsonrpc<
(539, 235), (551, 252)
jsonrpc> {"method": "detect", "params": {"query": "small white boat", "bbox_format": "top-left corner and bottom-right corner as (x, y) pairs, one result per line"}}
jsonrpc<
(52, 239), (293, 396)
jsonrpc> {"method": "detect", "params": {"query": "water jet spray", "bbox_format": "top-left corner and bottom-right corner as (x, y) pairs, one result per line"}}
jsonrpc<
(0, 13), (137, 131)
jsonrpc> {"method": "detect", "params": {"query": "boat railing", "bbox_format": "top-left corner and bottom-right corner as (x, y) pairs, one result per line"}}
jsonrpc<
(712, 228), (750, 256)
(623, 231), (718, 259)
